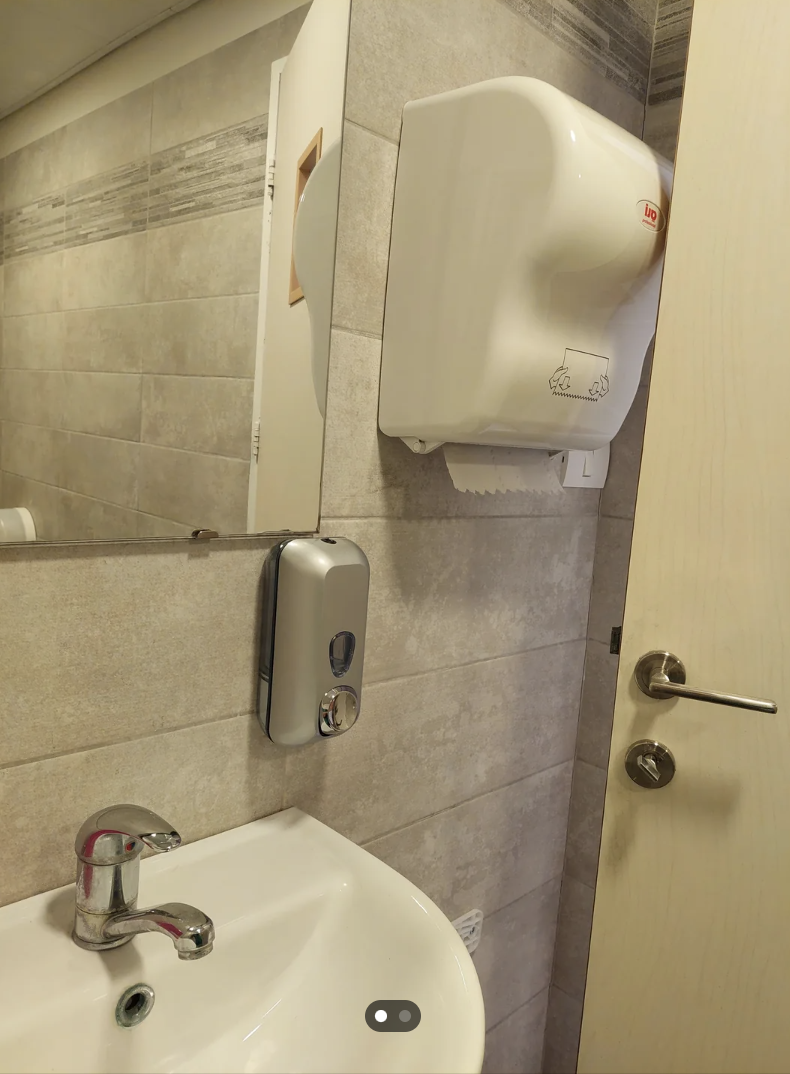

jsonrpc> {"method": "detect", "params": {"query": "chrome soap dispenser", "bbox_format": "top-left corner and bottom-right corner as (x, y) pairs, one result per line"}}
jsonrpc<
(258, 537), (370, 746)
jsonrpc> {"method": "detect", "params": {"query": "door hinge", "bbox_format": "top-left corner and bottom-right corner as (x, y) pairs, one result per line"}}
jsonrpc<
(610, 626), (622, 654)
(267, 159), (276, 198)
(252, 419), (261, 462)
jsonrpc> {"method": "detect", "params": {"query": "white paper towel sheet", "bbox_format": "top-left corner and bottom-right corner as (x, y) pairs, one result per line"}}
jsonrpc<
(442, 444), (563, 494)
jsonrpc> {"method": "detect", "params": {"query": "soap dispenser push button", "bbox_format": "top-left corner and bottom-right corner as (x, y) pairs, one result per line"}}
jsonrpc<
(320, 686), (359, 736)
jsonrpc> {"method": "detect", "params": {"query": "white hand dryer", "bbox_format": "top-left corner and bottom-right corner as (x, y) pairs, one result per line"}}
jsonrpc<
(378, 77), (673, 482)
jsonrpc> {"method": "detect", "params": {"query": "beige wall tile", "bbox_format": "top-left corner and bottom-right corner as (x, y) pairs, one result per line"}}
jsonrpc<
(0, 541), (275, 766)
(644, 97), (683, 160)
(2, 312), (64, 369)
(145, 209), (262, 301)
(552, 876), (595, 1000)
(64, 86), (153, 186)
(136, 513), (196, 538)
(60, 371), (142, 441)
(322, 328), (601, 520)
(150, 10), (308, 152)
(332, 123), (397, 336)
(141, 375), (253, 459)
(0, 422), (65, 485)
(143, 296), (258, 377)
(138, 443), (249, 532)
(59, 490), (140, 541)
(323, 515), (596, 681)
(63, 306), (147, 372)
(482, 989), (548, 1074)
(0, 473), (63, 540)
(576, 640), (618, 769)
(60, 432), (139, 507)
(285, 642), (584, 843)
(564, 760), (607, 887)
(586, 516), (634, 645)
(3, 127), (68, 210)
(345, 0), (644, 145)
(475, 879), (561, 1029)
(63, 233), (146, 310)
(0, 369), (64, 427)
(543, 987), (583, 1074)
(0, 714), (284, 905)
(600, 386), (648, 520)
(364, 763), (572, 919)
(4, 251), (64, 316)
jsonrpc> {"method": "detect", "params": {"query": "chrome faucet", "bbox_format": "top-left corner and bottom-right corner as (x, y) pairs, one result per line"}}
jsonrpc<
(72, 804), (215, 960)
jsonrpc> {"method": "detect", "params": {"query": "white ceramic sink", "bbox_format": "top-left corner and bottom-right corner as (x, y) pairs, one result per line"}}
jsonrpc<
(0, 809), (484, 1073)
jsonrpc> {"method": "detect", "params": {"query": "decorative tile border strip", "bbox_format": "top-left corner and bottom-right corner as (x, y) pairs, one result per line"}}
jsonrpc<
(647, 0), (693, 105)
(149, 117), (267, 228)
(499, 0), (655, 100)
(1, 115), (267, 264)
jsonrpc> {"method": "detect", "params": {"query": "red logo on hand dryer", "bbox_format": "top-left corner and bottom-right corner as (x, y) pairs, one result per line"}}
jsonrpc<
(639, 200), (665, 232)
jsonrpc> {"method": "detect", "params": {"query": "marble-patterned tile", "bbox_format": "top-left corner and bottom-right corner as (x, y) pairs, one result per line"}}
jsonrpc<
(64, 86), (153, 186)
(482, 989), (548, 1074)
(63, 306), (147, 373)
(565, 760), (607, 888)
(0, 540), (276, 766)
(149, 117), (266, 228)
(363, 763), (572, 919)
(2, 127), (68, 211)
(586, 516), (634, 645)
(285, 642), (584, 843)
(0, 713), (284, 906)
(644, 97), (683, 161)
(142, 296), (258, 378)
(474, 878), (561, 1029)
(60, 432), (139, 508)
(58, 490), (140, 541)
(150, 12), (307, 152)
(3, 250), (63, 316)
(141, 375), (253, 459)
(322, 515), (597, 681)
(321, 329), (601, 520)
(345, 0), (645, 145)
(145, 208), (262, 301)
(0, 472), (64, 541)
(137, 443), (249, 532)
(0, 369), (64, 428)
(63, 233), (146, 310)
(2, 311), (65, 370)
(60, 371), (142, 441)
(0, 422), (64, 486)
(543, 986), (584, 1074)
(552, 875), (595, 999)
(331, 123), (397, 337)
(600, 386), (648, 520)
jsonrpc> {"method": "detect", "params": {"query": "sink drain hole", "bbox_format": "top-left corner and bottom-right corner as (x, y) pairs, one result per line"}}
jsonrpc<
(116, 983), (155, 1028)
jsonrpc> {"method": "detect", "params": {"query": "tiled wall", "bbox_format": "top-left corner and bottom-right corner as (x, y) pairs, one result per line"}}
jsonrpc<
(304, 2), (647, 1071)
(544, 3), (693, 1071)
(0, 8), (308, 540)
(0, 5), (661, 1074)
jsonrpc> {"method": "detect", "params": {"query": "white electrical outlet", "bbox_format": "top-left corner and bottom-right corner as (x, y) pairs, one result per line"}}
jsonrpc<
(452, 908), (484, 955)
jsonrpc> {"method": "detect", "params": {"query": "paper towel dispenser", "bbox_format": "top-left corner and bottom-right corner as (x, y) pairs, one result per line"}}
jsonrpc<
(378, 77), (673, 484)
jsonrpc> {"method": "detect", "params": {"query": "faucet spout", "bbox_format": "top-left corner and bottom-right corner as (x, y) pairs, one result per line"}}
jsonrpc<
(103, 902), (215, 960)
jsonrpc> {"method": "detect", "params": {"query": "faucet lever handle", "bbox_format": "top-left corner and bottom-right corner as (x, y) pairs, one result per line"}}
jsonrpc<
(75, 804), (181, 865)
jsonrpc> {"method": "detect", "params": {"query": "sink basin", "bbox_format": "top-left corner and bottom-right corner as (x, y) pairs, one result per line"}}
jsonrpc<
(0, 808), (484, 1073)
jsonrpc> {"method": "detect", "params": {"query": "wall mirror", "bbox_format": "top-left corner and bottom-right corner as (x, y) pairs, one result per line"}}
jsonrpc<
(0, 0), (348, 543)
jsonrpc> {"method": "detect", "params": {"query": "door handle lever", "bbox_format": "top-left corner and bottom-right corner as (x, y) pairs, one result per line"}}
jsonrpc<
(634, 651), (778, 714)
